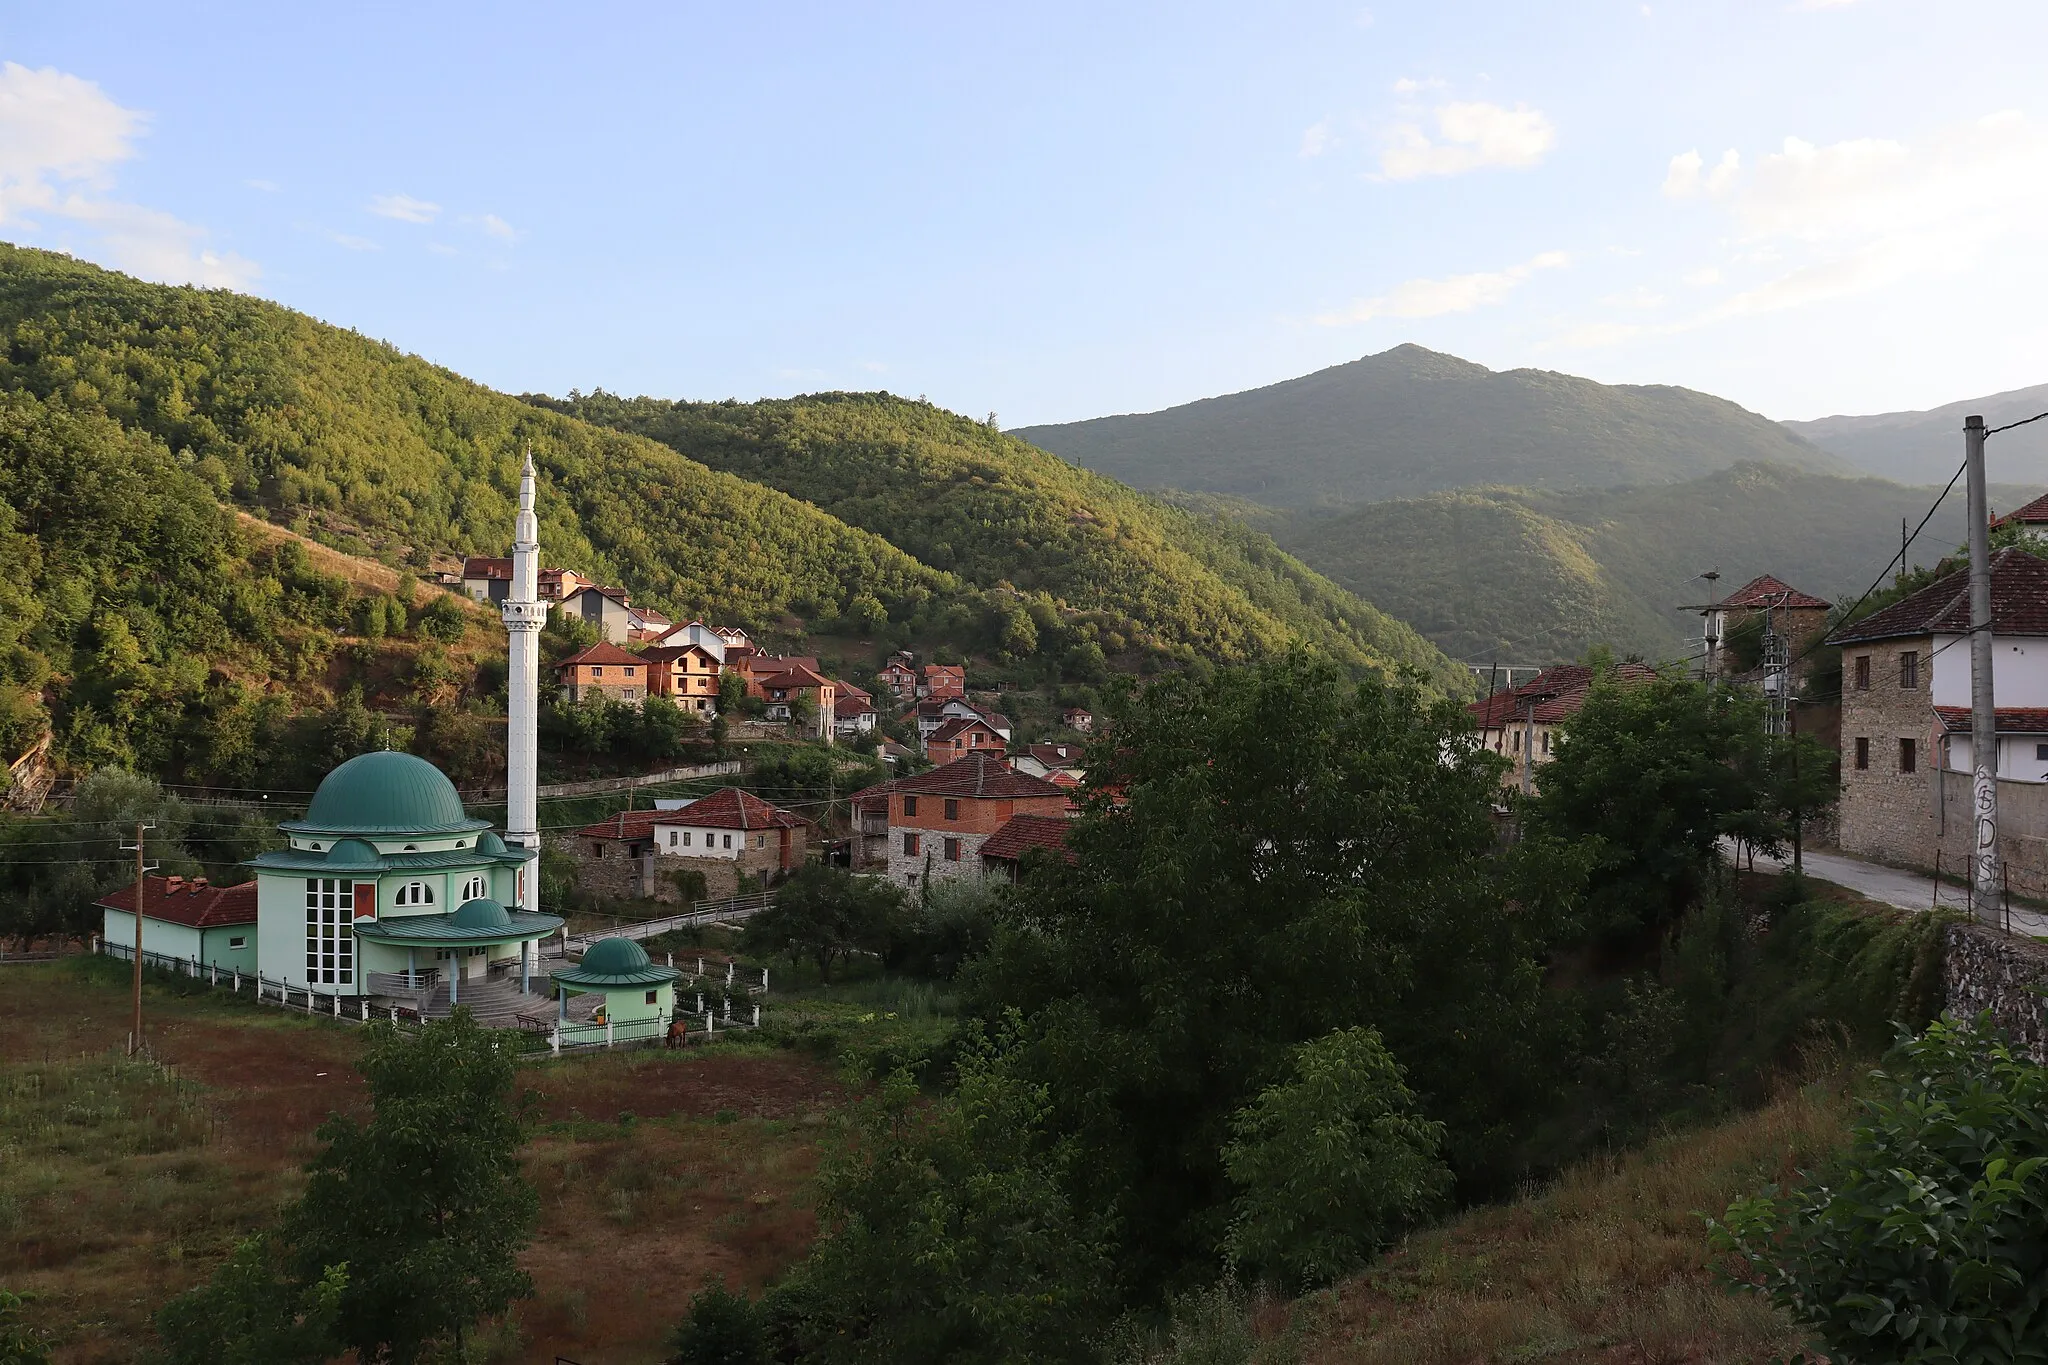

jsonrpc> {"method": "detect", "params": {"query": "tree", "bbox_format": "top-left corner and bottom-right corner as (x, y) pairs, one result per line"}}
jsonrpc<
(284, 1011), (538, 1364)
(717, 670), (748, 716)
(741, 864), (906, 980)
(1220, 1027), (1451, 1290)
(0, 1288), (51, 1365)
(1710, 1014), (2048, 1362)
(414, 594), (468, 643)
(154, 1239), (347, 1365)
(667, 1280), (767, 1365)
(763, 1032), (1116, 1365)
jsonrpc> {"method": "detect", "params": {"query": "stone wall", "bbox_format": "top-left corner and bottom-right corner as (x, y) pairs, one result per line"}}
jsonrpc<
(546, 834), (801, 906)
(1836, 634), (1937, 865)
(1944, 921), (2048, 1062)
(885, 828), (994, 888)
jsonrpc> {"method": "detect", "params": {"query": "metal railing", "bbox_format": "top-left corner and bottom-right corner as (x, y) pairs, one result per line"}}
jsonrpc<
(559, 890), (777, 955)
(533, 995), (764, 1055)
(95, 938), (423, 1026)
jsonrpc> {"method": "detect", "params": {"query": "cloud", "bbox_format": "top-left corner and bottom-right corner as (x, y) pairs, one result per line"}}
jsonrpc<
(1381, 100), (1556, 179)
(245, 178), (279, 193)
(1299, 120), (1334, 158)
(1601, 287), (1666, 309)
(326, 231), (378, 252)
(369, 192), (440, 224)
(1316, 249), (1568, 325)
(475, 212), (519, 241)
(0, 61), (259, 289)
(1390, 77), (1445, 95)
(1661, 148), (1740, 198)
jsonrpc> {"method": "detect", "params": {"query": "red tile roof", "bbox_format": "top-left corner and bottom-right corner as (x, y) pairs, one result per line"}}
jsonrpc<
(97, 876), (258, 928)
(1708, 574), (1833, 611)
(1027, 742), (1084, 767)
(1047, 769), (1082, 788)
(928, 716), (1001, 743)
(979, 814), (1076, 864)
(1467, 662), (1659, 728)
(1993, 493), (2048, 528)
(1933, 705), (2048, 734)
(834, 695), (877, 719)
(890, 752), (1069, 800)
(923, 665), (964, 681)
(665, 787), (809, 831)
(557, 641), (645, 670)
(462, 556), (513, 580)
(760, 663), (833, 690)
(1829, 548), (2048, 645)
(575, 809), (660, 841)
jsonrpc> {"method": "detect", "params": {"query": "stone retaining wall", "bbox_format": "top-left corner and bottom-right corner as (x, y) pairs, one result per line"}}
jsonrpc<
(1943, 921), (2048, 1062)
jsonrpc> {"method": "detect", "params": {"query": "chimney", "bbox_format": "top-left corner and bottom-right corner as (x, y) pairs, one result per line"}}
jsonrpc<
(164, 875), (184, 892)
(190, 877), (208, 893)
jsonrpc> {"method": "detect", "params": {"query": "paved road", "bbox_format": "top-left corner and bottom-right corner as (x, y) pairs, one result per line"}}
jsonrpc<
(1739, 844), (2048, 937)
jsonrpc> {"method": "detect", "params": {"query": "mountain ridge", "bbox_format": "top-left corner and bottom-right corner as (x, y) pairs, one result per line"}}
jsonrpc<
(1784, 380), (2048, 485)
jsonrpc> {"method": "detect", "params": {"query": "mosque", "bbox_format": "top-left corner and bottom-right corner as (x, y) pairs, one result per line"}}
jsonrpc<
(101, 453), (680, 1025)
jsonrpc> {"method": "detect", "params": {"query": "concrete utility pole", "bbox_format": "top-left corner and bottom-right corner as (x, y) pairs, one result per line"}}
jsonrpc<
(1966, 413), (2000, 923)
(122, 821), (157, 1056)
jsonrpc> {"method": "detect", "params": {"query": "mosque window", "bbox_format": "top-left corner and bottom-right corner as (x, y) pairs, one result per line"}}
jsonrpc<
(393, 882), (435, 907)
(304, 879), (353, 986)
(460, 876), (488, 901)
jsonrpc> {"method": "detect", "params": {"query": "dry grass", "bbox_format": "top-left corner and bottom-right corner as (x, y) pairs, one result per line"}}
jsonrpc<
(1301, 1081), (1851, 1365)
(0, 962), (838, 1364)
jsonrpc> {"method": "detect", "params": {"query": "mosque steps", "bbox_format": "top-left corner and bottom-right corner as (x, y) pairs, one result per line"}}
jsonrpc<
(418, 977), (556, 1028)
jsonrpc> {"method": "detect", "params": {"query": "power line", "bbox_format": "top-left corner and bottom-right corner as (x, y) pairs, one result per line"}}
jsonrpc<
(1986, 410), (2048, 437)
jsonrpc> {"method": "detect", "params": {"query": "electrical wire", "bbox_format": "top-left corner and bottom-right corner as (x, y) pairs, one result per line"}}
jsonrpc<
(1987, 410), (2048, 437)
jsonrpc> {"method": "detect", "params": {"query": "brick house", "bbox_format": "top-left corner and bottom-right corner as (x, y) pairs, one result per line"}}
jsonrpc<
(977, 814), (1076, 882)
(1063, 707), (1094, 733)
(1467, 663), (1659, 791)
(556, 641), (647, 704)
(866, 752), (1072, 888)
(914, 698), (1011, 748)
(1694, 574), (1834, 685)
(639, 641), (723, 714)
(567, 788), (811, 901)
(919, 664), (966, 700)
(756, 662), (837, 741)
(926, 716), (1006, 765)
(1829, 548), (2048, 887)
(879, 653), (918, 700)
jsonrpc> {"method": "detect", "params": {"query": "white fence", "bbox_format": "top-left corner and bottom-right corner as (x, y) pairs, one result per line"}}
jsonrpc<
(538, 992), (763, 1055)
(559, 890), (777, 956)
(95, 938), (422, 1025)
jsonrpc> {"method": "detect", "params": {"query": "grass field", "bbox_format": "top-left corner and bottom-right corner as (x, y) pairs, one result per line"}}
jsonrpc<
(0, 958), (841, 1364)
(1297, 1079), (1849, 1365)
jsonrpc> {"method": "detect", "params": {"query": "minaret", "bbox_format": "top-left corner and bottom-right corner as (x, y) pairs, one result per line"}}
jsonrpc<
(503, 449), (547, 899)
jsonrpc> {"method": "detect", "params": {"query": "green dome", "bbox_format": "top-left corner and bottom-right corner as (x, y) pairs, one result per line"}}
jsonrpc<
(285, 751), (486, 835)
(475, 830), (507, 855)
(579, 937), (652, 975)
(452, 897), (512, 930)
(323, 838), (382, 871)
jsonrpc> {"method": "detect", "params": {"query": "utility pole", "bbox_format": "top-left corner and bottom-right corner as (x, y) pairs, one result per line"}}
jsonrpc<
(1966, 413), (2000, 924)
(1788, 700), (1802, 875)
(121, 821), (157, 1056)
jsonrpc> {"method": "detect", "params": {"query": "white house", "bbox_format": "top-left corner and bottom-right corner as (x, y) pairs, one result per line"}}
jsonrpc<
(97, 876), (258, 975)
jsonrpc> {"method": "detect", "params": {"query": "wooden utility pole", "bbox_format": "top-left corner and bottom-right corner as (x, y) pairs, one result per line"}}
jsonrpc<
(1966, 413), (2000, 924)
(123, 821), (156, 1056)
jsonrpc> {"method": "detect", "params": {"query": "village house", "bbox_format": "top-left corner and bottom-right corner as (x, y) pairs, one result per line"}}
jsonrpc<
(1467, 662), (1660, 791)
(655, 620), (730, 664)
(977, 813), (1076, 883)
(568, 787), (812, 901)
(1010, 742), (1085, 781)
(1993, 494), (2048, 544)
(626, 603), (672, 642)
(756, 661), (837, 741)
(555, 641), (647, 705)
(1829, 548), (2048, 895)
(461, 559), (589, 605)
(713, 624), (756, 660)
(913, 698), (1012, 748)
(926, 715), (1006, 765)
(557, 584), (638, 644)
(1063, 707), (1094, 733)
(638, 639), (723, 714)
(97, 876), (258, 975)
(857, 752), (1072, 888)
(833, 682), (880, 738)
(918, 664), (966, 700)
(1692, 574), (1834, 685)
(879, 652), (918, 700)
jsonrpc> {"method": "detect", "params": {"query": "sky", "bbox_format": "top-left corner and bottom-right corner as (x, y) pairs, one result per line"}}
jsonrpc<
(4, 1), (2047, 427)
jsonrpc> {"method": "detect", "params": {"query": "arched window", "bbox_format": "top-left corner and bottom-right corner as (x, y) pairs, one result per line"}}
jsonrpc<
(460, 876), (488, 902)
(393, 882), (435, 907)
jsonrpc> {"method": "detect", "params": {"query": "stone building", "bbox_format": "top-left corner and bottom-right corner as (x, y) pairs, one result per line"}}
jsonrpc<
(1466, 663), (1658, 791)
(859, 752), (1072, 889)
(1695, 574), (1833, 685)
(565, 787), (811, 902)
(556, 641), (647, 705)
(1830, 548), (2048, 893)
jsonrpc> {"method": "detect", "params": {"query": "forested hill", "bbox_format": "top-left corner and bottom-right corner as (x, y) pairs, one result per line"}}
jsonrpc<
(1281, 463), (2036, 663)
(1782, 379), (2048, 485)
(1015, 344), (1847, 509)
(532, 390), (1461, 688)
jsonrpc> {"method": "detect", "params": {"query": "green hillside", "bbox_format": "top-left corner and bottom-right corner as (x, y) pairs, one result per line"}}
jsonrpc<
(1281, 463), (2039, 664)
(1016, 344), (1848, 509)
(1782, 379), (2048, 485)
(535, 390), (1462, 688)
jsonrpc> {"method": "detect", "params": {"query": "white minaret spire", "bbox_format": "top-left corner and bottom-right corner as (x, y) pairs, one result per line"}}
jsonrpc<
(503, 447), (547, 897)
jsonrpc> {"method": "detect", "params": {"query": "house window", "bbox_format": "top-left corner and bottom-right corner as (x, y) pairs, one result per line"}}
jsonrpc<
(1542, 732), (1551, 755)
(1511, 731), (1522, 753)
(591, 843), (605, 858)
(625, 666), (636, 677)
(303, 879), (353, 986)
(1854, 737), (1870, 770)
(460, 876), (487, 902)
(944, 798), (959, 821)
(228, 936), (247, 950)
(944, 837), (961, 862)
(1900, 738), (1917, 773)
(903, 832), (921, 856)
(683, 831), (693, 847)
(669, 831), (678, 848)
(592, 666), (604, 677)
(754, 833), (766, 849)
(1900, 651), (1920, 689)
(2037, 743), (2048, 762)
(1854, 655), (1871, 690)
(645, 990), (659, 1005)
(903, 795), (919, 817)
(722, 834), (732, 849)
(393, 882), (435, 907)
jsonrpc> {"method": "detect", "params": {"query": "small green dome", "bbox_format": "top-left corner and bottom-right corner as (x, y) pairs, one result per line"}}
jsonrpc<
(579, 937), (653, 975)
(323, 837), (382, 870)
(452, 897), (512, 930)
(475, 830), (507, 855)
(286, 751), (484, 835)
